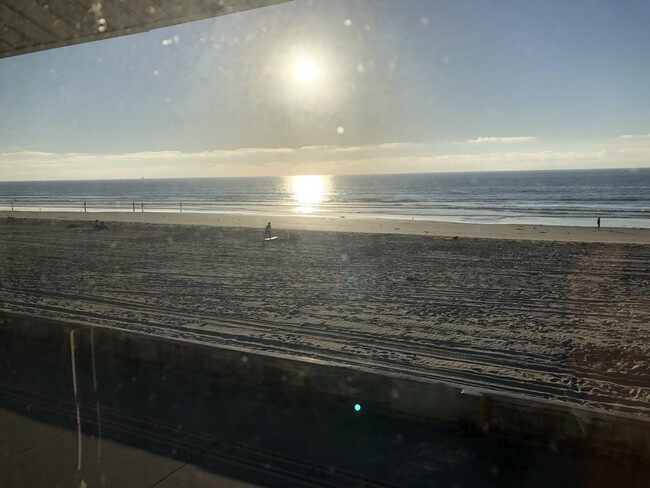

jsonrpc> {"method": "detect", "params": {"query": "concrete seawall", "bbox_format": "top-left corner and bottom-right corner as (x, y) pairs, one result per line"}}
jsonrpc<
(2, 310), (649, 462)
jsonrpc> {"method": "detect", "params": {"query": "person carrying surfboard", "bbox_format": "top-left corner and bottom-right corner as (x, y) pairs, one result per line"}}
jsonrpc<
(264, 222), (273, 239)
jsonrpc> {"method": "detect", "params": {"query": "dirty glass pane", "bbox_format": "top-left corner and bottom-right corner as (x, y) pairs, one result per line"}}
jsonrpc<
(1, 1), (649, 486)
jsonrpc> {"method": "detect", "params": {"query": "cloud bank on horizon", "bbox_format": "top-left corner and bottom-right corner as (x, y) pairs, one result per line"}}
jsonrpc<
(3, 134), (649, 181)
(1, 0), (649, 180)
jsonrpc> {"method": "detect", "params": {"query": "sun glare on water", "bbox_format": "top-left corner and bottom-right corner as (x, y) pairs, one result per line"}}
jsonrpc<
(293, 59), (319, 83)
(290, 175), (329, 212)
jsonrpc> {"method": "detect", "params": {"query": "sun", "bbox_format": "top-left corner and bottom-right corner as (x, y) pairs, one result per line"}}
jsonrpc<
(293, 59), (319, 83)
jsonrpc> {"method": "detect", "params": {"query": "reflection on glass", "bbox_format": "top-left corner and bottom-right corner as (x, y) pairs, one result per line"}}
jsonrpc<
(289, 175), (330, 213)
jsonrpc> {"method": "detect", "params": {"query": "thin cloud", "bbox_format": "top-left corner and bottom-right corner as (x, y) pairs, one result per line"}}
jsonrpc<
(377, 142), (427, 149)
(466, 136), (535, 144)
(229, 147), (295, 155)
(113, 151), (186, 160)
(617, 147), (650, 157)
(331, 146), (363, 152)
(1, 150), (55, 158)
(619, 133), (650, 139)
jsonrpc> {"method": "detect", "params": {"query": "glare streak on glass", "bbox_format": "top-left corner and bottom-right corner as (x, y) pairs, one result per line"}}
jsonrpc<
(90, 329), (102, 463)
(69, 329), (83, 471)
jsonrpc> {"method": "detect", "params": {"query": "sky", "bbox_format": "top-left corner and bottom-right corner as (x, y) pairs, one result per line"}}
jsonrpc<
(1, 0), (649, 181)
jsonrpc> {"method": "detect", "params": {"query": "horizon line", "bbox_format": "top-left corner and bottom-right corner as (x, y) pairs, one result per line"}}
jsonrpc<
(0, 166), (647, 184)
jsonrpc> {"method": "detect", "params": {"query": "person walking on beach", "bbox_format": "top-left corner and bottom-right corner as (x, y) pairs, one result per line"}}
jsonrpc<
(264, 222), (273, 239)
(597, 217), (601, 230)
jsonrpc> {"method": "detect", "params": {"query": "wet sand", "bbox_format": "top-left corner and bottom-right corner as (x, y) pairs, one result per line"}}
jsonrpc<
(2, 210), (650, 244)
(1, 213), (649, 416)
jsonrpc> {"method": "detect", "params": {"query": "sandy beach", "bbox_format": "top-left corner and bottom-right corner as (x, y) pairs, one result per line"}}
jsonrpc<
(1, 211), (649, 416)
(2, 210), (650, 244)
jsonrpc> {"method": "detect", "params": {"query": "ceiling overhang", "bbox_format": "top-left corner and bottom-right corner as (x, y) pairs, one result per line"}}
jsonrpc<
(0, 0), (291, 59)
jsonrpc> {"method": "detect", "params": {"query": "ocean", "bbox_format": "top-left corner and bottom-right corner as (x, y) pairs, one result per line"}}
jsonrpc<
(1, 168), (649, 228)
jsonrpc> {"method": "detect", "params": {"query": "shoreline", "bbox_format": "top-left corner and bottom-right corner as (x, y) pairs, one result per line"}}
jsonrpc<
(2, 210), (650, 244)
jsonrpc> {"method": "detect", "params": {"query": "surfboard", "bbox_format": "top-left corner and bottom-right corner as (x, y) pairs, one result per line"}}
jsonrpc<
(262, 236), (278, 241)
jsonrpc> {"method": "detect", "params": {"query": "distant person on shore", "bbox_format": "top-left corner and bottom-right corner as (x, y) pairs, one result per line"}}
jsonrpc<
(264, 222), (273, 239)
(597, 217), (601, 230)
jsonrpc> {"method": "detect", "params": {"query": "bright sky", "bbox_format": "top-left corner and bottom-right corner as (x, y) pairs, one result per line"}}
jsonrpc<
(1, 0), (649, 181)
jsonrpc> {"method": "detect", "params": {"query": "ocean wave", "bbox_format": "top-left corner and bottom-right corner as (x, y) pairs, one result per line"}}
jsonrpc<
(2, 169), (649, 227)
